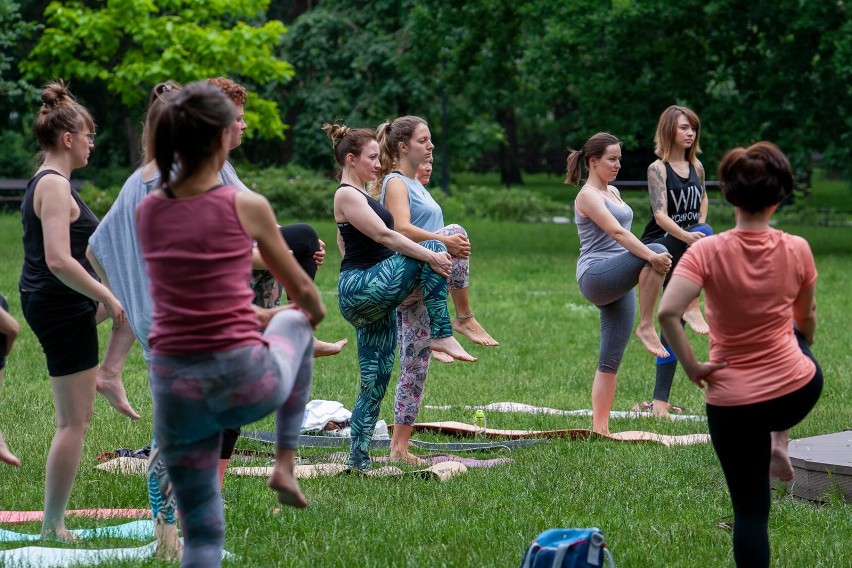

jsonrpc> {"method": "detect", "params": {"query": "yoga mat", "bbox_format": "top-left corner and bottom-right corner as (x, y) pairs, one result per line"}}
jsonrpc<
(424, 402), (706, 422)
(0, 509), (151, 526)
(0, 520), (154, 542)
(0, 540), (234, 567)
(373, 454), (513, 468)
(410, 421), (710, 447)
(230, 461), (468, 482)
(242, 430), (535, 451)
(94, 457), (147, 476)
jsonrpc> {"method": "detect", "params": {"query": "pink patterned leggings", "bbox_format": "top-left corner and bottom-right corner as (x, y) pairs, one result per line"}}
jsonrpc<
(393, 224), (470, 425)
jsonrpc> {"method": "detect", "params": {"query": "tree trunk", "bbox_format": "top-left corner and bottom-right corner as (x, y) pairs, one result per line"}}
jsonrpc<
(124, 115), (139, 166)
(497, 106), (523, 186)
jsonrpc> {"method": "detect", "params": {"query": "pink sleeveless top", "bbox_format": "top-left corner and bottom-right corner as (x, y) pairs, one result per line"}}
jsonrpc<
(136, 185), (262, 355)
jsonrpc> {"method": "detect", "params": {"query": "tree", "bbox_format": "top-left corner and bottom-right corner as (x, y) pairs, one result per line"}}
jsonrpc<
(21, 0), (294, 165)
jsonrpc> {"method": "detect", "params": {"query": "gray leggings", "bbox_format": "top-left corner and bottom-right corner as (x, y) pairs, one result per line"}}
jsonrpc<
(149, 310), (314, 568)
(578, 243), (667, 373)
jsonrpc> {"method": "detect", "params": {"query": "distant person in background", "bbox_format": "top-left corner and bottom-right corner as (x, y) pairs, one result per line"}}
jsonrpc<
(326, 122), (475, 471)
(0, 294), (20, 467)
(20, 80), (136, 541)
(659, 141), (821, 568)
(375, 115), (496, 463)
(566, 132), (672, 435)
(639, 105), (713, 417)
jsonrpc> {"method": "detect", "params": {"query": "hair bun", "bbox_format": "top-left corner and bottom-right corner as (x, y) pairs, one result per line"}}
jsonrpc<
(40, 80), (71, 109)
(322, 122), (350, 145)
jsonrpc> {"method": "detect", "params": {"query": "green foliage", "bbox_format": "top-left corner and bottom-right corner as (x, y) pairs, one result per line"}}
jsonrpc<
(0, 129), (37, 177)
(77, 182), (121, 219)
(235, 164), (337, 221)
(438, 185), (566, 222)
(21, 0), (293, 141)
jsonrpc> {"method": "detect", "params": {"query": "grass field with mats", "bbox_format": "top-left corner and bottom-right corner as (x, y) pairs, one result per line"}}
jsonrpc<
(0, 206), (849, 566)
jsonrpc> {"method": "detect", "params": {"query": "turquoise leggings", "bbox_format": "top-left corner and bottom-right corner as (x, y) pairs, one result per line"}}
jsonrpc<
(338, 241), (452, 470)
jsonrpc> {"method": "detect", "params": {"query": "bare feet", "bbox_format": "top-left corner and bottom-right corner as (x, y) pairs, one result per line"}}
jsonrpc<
(430, 336), (477, 362)
(651, 400), (672, 419)
(389, 449), (426, 465)
(635, 325), (669, 358)
(0, 432), (20, 467)
(453, 315), (499, 346)
(683, 308), (710, 335)
(770, 435), (795, 482)
(431, 350), (454, 364)
(314, 337), (348, 358)
(269, 449), (308, 509)
(155, 523), (183, 561)
(41, 527), (80, 542)
(96, 369), (140, 420)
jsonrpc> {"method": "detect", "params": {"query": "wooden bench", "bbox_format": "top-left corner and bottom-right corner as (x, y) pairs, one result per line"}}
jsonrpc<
(0, 179), (85, 208)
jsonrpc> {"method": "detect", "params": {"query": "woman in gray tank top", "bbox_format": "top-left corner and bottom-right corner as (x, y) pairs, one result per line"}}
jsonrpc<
(566, 133), (672, 435)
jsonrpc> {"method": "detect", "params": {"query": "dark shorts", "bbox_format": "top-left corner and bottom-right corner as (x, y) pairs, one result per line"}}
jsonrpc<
(20, 291), (99, 376)
(0, 295), (8, 370)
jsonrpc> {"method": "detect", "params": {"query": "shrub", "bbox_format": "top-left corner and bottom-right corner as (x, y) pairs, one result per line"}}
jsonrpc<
(78, 182), (121, 219)
(438, 185), (567, 222)
(236, 164), (336, 221)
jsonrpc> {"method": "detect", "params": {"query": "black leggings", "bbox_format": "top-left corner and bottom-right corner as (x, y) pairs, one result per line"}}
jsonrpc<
(706, 331), (822, 568)
(221, 223), (320, 460)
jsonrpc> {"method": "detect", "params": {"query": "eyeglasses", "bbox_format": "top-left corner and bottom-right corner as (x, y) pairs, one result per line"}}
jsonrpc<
(71, 131), (96, 143)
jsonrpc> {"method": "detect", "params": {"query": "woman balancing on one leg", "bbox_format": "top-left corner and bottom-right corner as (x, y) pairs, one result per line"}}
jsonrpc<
(372, 115), (496, 463)
(567, 132), (672, 435)
(20, 81), (137, 540)
(659, 141), (821, 568)
(326, 123), (475, 472)
(136, 82), (326, 568)
(640, 105), (713, 417)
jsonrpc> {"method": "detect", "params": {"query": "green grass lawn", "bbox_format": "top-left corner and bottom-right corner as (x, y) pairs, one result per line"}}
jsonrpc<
(0, 211), (850, 567)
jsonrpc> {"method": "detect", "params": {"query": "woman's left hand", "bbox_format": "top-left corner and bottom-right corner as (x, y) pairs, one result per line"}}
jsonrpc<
(313, 240), (326, 268)
(444, 233), (471, 258)
(684, 360), (728, 389)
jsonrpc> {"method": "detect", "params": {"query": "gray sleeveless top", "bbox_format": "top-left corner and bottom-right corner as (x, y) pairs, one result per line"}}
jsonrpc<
(575, 191), (634, 281)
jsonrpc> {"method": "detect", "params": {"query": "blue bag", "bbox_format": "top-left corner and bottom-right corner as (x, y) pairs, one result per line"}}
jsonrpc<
(520, 528), (615, 568)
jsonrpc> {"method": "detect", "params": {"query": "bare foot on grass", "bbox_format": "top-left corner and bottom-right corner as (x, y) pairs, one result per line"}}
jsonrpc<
(314, 337), (348, 358)
(431, 350), (454, 363)
(453, 316), (499, 346)
(389, 449), (426, 465)
(635, 325), (669, 358)
(96, 369), (140, 420)
(41, 527), (80, 542)
(0, 433), (20, 467)
(430, 336), (477, 362)
(155, 523), (183, 561)
(651, 400), (672, 419)
(683, 308), (710, 335)
(269, 453), (309, 509)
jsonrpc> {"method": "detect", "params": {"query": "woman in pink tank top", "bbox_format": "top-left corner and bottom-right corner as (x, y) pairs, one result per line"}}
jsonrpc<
(136, 82), (326, 568)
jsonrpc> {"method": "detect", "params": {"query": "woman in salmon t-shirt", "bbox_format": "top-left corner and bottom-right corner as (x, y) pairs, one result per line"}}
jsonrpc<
(658, 141), (822, 568)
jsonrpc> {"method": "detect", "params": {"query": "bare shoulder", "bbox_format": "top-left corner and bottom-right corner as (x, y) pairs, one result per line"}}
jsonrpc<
(574, 186), (601, 214)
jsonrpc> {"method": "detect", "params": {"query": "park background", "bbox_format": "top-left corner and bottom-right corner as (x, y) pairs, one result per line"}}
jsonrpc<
(1, 1), (851, 566)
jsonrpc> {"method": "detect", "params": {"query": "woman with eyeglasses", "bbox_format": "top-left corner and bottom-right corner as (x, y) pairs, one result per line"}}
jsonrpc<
(19, 80), (135, 540)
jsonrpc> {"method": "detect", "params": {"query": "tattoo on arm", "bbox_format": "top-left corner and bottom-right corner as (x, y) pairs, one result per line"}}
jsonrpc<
(648, 164), (666, 212)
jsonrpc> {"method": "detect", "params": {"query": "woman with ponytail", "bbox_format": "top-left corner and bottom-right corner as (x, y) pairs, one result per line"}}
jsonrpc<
(374, 115), (497, 463)
(19, 80), (135, 540)
(567, 132), (672, 435)
(326, 122), (475, 472)
(137, 82), (326, 568)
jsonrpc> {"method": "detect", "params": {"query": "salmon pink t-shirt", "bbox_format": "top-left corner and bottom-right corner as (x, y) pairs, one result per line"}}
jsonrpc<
(674, 228), (817, 406)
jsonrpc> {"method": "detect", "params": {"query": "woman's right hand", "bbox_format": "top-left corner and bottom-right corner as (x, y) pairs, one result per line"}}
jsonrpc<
(103, 294), (126, 327)
(681, 230), (705, 246)
(428, 251), (452, 278)
(650, 252), (673, 275)
(444, 233), (471, 258)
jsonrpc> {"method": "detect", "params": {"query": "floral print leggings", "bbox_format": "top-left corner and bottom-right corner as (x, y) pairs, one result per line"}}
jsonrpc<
(338, 240), (452, 471)
(394, 224), (470, 426)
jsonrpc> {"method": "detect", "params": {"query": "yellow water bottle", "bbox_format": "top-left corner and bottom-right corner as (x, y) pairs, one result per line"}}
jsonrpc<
(474, 409), (487, 436)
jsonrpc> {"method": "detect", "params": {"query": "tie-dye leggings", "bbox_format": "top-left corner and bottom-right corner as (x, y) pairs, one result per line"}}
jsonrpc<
(149, 309), (313, 568)
(338, 241), (452, 471)
(394, 224), (470, 425)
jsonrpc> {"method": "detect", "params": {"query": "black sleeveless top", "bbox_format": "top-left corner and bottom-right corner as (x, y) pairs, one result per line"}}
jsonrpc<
(19, 169), (100, 295)
(641, 161), (704, 243)
(337, 185), (395, 271)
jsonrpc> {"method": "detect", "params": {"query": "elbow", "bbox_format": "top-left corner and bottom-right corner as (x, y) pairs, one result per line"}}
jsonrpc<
(46, 256), (70, 276)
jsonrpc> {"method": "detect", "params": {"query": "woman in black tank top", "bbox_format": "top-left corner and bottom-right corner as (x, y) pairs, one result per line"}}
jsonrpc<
(20, 81), (136, 541)
(641, 105), (713, 417)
